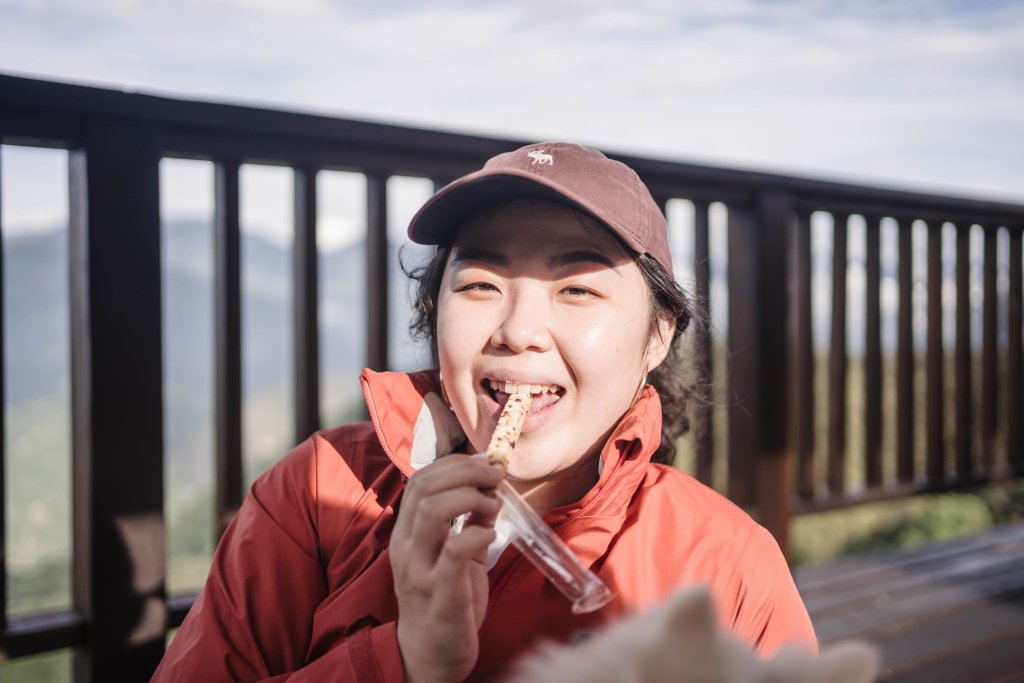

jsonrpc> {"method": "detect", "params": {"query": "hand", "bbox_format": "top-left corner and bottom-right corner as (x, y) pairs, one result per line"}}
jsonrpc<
(391, 454), (504, 683)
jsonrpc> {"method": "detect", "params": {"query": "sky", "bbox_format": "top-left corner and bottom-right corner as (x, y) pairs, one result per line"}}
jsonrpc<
(0, 0), (1021, 355)
(1, 0), (1023, 210)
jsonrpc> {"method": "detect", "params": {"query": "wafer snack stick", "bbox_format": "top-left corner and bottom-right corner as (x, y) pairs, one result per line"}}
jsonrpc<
(486, 388), (533, 471)
(472, 384), (612, 614)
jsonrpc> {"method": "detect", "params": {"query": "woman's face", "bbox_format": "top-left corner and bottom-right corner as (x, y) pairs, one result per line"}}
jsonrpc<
(436, 198), (672, 483)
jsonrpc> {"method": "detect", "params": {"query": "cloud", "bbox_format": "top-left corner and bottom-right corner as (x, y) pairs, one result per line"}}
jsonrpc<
(1, 0), (1022, 202)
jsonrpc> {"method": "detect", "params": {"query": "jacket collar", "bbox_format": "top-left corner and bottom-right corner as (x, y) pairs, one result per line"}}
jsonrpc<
(359, 368), (664, 519)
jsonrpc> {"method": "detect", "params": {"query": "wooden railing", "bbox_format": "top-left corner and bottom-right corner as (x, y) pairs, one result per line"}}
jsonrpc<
(1, 72), (1022, 680)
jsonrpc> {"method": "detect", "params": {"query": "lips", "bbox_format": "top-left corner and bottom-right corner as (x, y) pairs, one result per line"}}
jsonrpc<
(483, 378), (565, 413)
(487, 379), (562, 395)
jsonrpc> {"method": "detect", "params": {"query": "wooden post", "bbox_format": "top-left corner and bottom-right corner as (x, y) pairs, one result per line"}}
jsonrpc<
(70, 119), (166, 681)
(728, 191), (795, 555)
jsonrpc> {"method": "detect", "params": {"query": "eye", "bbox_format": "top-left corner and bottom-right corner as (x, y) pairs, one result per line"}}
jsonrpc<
(458, 282), (501, 296)
(458, 282), (500, 294)
(561, 285), (597, 298)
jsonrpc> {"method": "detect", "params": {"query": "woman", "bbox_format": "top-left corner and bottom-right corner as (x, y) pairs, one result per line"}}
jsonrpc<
(152, 142), (815, 683)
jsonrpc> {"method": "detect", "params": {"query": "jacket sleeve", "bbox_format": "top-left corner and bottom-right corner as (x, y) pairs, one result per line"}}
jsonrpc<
(730, 525), (818, 657)
(150, 435), (407, 683)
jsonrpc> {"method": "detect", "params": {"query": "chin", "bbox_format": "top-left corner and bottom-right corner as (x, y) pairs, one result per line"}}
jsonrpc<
(506, 459), (560, 483)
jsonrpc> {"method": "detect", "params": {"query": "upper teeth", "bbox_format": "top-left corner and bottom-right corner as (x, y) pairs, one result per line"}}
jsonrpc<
(489, 380), (561, 395)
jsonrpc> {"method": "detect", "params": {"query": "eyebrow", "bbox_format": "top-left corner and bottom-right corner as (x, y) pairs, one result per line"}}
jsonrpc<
(451, 247), (617, 271)
(450, 248), (511, 267)
(547, 250), (617, 270)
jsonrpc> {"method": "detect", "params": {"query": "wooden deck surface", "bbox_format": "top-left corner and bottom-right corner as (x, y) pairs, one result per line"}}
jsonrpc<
(795, 520), (1024, 683)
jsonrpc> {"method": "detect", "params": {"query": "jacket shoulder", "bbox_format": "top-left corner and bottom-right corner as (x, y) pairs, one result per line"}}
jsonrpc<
(638, 464), (816, 654)
(257, 421), (396, 494)
(642, 463), (759, 535)
(315, 421), (399, 482)
(249, 422), (403, 547)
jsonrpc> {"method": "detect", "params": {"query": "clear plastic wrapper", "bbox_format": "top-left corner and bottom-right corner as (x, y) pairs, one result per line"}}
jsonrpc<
(491, 479), (613, 614)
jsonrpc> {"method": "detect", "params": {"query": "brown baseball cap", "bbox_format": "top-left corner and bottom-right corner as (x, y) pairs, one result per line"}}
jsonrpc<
(407, 142), (673, 276)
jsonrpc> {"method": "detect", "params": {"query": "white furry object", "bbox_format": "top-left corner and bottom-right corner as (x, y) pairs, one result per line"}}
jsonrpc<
(507, 585), (878, 683)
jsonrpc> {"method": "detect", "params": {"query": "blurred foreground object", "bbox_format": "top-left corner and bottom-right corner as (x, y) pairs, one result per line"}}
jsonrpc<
(509, 584), (878, 683)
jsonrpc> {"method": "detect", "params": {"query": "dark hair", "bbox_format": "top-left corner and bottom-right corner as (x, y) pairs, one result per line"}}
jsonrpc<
(405, 245), (700, 465)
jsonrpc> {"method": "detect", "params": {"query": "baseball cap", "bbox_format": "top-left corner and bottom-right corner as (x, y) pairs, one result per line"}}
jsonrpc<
(407, 142), (673, 276)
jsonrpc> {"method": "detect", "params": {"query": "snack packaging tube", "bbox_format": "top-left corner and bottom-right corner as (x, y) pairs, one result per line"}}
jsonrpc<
(492, 479), (613, 614)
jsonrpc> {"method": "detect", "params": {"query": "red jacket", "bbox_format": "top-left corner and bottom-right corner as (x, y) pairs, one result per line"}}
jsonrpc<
(152, 369), (816, 682)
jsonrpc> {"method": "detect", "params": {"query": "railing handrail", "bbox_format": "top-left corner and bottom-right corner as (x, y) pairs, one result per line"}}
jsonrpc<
(3, 72), (1022, 224)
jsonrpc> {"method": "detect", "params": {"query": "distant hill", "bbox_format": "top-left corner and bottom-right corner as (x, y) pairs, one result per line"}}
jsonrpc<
(4, 219), (431, 579)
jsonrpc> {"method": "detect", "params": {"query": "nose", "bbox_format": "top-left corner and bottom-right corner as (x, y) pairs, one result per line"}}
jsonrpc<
(489, 290), (553, 354)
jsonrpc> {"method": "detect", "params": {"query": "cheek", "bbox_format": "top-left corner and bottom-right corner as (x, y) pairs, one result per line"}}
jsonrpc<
(437, 301), (484, 384)
(437, 294), (469, 350)
(570, 315), (649, 366)
(577, 325), (606, 349)
(437, 324), (467, 376)
(436, 302), (461, 372)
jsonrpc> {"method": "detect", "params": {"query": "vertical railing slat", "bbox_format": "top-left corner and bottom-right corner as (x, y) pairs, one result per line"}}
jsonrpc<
(864, 215), (883, 488)
(897, 218), (915, 483)
(955, 223), (972, 479)
(828, 212), (849, 495)
(1008, 227), (1023, 473)
(0, 146), (6, 633)
(793, 210), (815, 500)
(293, 166), (320, 440)
(756, 191), (794, 551)
(726, 203), (757, 509)
(70, 148), (91, 627)
(926, 220), (945, 486)
(69, 119), (166, 681)
(982, 226), (999, 473)
(726, 192), (794, 550)
(692, 200), (713, 486)
(366, 173), (388, 372)
(215, 159), (243, 538)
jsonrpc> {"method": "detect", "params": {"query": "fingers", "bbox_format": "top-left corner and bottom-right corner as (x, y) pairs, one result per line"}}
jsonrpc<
(462, 498), (500, 531)
(432, 525), (498, 580)
(390, 456), (502, 681)
(410, 454), (504, 499)
(410, 487), (501, 556)
(392, 453), (504, 578)
(394, 454), (502, 539)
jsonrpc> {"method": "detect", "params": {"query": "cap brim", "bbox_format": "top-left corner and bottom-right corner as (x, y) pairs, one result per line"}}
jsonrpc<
(407, 169), (644, 254)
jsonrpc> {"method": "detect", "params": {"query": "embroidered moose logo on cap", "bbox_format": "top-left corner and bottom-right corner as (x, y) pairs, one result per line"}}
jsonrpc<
(527, 150), (554, 165)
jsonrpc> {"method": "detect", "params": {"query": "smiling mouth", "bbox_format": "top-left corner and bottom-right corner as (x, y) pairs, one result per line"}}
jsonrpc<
(484, 379), (565, 410)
